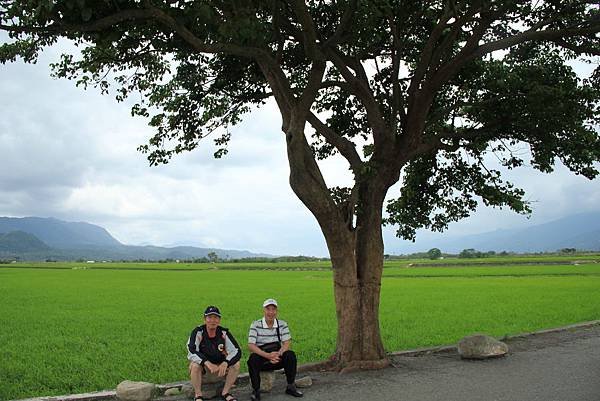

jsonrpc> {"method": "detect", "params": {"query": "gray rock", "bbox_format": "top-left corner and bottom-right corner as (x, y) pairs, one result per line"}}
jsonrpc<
(164, 388), (181, 396)
(295, 376), (312, 388)
(202, 372), (223, 385)
(458, 334), (509, 359)
(260, 371), (275, 392)
(180, 383), (219, 399)
(116, 380), (157, 401)
(201, 387), (218, 399)
(181, 384), (194, 398)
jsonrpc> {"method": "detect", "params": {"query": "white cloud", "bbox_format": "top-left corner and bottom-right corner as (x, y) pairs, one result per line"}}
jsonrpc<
(1, 39), (599, 257)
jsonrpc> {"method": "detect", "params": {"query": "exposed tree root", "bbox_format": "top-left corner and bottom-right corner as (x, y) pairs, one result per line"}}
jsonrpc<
(338, 358), (391, 373)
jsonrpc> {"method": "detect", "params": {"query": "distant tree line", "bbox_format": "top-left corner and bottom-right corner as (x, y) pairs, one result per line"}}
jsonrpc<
(82, 255), (330, 264)
(227, 255), (327, 263)
(458, 249), (499, 258)
(384, 248), (594, 260)
(5, 249), (593, 264)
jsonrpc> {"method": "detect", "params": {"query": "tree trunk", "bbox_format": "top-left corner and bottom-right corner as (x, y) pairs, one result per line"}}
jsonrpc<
(325, 187), (389, 372)
(330, 253), (388, 371)
(281, 119), (391, 371)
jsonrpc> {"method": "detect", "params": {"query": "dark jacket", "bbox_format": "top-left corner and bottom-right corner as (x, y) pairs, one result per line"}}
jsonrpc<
(187, 324), (242, 366)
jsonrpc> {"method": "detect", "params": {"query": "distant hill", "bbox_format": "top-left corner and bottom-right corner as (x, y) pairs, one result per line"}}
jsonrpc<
(0, 216), (271, 261)
(389, 212), (600, 254)
(0, 231), (51, 253)
(447, 212), (600, 253)
(0, 217), (121, 249)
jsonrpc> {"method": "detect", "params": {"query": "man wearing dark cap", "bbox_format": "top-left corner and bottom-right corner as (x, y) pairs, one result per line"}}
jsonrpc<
(187, 306), (242, 401)
(247, 298), (303, 400)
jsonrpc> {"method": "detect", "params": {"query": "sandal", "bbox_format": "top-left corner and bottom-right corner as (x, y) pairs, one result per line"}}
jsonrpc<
(221, 393), (237, 401)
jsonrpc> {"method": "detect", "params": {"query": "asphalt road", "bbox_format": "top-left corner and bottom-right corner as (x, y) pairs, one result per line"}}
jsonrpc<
(245, 324), (600, 401)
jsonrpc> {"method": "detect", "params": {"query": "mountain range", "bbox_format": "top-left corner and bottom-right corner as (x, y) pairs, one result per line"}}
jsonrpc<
(0, 217), (270, 261)
(0, 217), (120, 249)
(1, 213), (599, 261)
(388, 211), (600, 254)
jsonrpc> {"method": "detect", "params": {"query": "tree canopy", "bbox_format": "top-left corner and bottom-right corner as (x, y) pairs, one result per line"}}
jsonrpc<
(427, 247), (442, 259)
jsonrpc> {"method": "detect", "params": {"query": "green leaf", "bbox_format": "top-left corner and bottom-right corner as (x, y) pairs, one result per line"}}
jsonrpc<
(81, 8), (93, 22)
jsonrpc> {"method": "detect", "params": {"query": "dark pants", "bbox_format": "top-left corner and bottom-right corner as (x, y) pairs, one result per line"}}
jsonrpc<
(247, 350), (297, 391)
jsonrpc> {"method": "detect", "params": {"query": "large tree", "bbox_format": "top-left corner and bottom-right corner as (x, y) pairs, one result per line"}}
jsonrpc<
(2, 0), (599, 370)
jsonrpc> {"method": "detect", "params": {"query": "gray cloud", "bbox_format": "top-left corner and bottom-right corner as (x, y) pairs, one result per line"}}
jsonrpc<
(1, 41), (598, 257)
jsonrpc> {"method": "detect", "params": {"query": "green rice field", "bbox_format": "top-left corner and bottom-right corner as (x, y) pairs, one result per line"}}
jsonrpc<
(1, 257), (599, 400)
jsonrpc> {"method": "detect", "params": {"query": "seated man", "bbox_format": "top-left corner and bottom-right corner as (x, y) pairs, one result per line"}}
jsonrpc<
(247, 298), (303, 400)
(187, 306), (241, 401)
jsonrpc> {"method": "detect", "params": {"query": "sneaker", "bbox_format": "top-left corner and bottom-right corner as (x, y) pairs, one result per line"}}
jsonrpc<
(285, 384), (303, 398)
(250, 390), (261, 401)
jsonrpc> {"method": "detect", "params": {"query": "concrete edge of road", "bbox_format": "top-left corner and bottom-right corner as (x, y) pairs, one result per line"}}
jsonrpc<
(14, 320), (600, 401)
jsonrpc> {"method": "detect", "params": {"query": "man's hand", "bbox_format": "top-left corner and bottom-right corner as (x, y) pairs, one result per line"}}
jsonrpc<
(205, 361), (219, 374)
(217, 361), (228, 376)
(267, 352), (280, 364)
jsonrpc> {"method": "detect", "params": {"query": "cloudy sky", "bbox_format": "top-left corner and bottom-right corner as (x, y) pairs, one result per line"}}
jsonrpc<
(1, 41), (599, 256)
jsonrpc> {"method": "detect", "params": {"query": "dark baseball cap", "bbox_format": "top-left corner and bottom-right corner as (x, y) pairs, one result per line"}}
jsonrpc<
(204, 305), (221, 317)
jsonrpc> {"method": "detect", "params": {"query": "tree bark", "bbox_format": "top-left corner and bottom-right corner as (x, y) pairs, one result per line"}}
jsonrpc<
(329, 245), (389, 371)
(323, 183), (390, 372)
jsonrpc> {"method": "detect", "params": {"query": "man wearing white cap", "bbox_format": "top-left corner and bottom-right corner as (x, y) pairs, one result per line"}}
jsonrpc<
(247, 298), (303, 400)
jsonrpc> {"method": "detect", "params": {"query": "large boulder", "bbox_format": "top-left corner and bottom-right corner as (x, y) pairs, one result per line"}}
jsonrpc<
(458, 334), (508, 359)
(116, 380), (157, 401)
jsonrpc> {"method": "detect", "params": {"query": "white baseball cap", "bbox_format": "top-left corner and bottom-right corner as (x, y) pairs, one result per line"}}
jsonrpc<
(262, 298), (278, 307)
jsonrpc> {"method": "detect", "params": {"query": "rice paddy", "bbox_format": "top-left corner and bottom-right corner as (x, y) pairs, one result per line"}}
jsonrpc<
(1, 257), (599, 400)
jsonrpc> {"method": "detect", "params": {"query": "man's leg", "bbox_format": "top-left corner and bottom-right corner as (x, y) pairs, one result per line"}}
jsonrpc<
(247, 353), (267, 398)
(281, 351), (302, 397)
(221, 362), (240, 398)
(280, 351), (297, 385)
(189, 362), (203, 398)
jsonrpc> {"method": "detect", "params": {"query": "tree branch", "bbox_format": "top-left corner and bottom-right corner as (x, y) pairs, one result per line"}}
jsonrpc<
(144, 5), (270, 59)
(284, 122), (349, 242)
(289, 0), (321, 59)
(388, 14), (402, 135)
(473, 25), (600, 59)
(427, 11), (494, 92)
(1, 6), (269, 59)
(429, 6), (482, 71)
(256, 58), (295, 131)
(324, 47), (391, 150)
(420, 122), (507, 155)
(552, 38), (600, 56)
(320, 80), (352, 91)
(307, 112), (363, 172)
(295, 60), (327, 119)
(408, 7), (454, 100)
(324, 0), (357, 46)
(0, 9), (154, 33)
